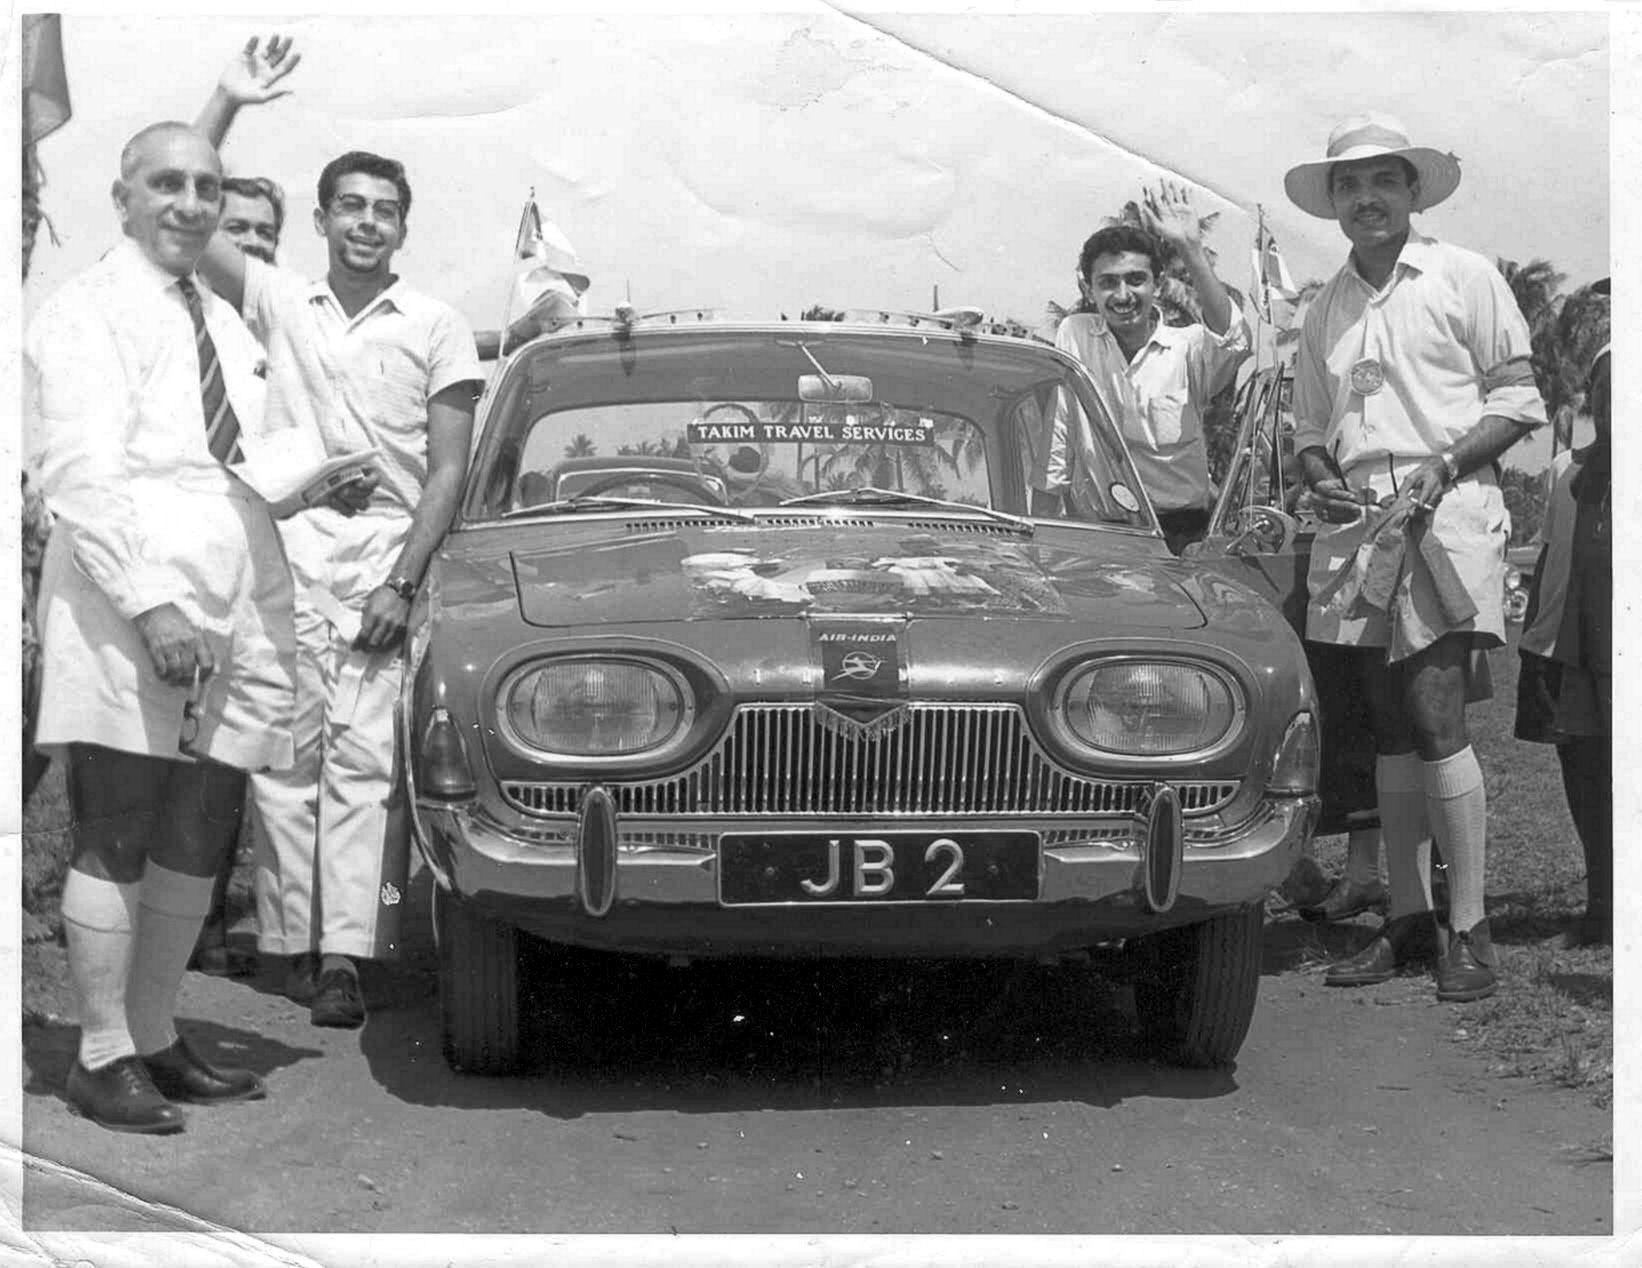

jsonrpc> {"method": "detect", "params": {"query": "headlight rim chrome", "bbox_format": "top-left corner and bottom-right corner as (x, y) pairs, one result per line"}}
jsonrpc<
(495, 654), (698, 767)
(1047, 654), (1247, 765)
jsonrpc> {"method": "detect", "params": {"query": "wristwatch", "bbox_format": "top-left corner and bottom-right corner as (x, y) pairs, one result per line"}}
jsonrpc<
(382, 575), (418, 603)
(1439, 449), (1462, 486)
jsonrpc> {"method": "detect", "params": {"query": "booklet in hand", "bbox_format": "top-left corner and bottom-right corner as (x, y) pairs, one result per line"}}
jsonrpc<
(234, 447), (382, 519)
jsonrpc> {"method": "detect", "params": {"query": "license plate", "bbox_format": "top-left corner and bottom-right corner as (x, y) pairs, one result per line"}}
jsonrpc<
(718, 832), (1040, 905)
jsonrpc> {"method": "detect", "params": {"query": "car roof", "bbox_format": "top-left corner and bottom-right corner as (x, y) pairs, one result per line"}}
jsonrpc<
(500, 309), (1053, 360)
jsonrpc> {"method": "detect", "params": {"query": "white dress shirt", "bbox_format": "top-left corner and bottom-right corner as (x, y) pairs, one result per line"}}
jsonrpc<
(1038, 305), (1250, 513)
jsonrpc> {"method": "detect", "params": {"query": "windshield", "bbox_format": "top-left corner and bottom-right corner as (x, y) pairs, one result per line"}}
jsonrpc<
(466, 329), (1154, 532)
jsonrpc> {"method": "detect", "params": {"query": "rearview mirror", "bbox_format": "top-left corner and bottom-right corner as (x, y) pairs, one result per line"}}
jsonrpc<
(799, 374), (874, 403)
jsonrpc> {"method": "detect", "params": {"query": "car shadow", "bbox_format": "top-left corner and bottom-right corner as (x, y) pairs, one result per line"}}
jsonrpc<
(357, 871), (1241, 1117)
(22, 1017), (325, 1102)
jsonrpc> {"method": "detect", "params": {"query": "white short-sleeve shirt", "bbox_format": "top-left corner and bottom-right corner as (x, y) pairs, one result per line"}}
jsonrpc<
(242, 258), (483, 514)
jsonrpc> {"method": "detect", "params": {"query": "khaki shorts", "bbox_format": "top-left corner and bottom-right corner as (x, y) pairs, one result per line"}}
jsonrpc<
(1306, 457), (1508, 660)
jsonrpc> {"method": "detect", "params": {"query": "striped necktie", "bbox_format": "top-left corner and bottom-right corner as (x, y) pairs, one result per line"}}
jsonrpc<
(176, 276), (243, 464)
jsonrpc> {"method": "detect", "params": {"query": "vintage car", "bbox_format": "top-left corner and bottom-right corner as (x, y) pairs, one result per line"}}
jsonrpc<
(403, 309), (1322, 1075)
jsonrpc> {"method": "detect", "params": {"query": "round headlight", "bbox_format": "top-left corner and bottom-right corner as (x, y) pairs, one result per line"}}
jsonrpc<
(1056, 660), (1239, 756)
(503, 659), (691, 757)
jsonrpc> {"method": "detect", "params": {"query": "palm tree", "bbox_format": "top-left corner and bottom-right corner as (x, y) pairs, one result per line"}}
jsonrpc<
(1498, 258), (1566, 330)
(564, 433), (597, 459)
(1494, 260), (1608, 458)
(1046, 199), (1229, 328)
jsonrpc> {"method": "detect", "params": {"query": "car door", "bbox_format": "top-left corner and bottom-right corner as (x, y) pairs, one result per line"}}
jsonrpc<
(1191, 366), (1379, 836)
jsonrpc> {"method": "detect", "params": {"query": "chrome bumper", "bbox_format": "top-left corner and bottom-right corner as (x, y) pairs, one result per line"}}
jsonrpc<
(412, 794), (1317, 933)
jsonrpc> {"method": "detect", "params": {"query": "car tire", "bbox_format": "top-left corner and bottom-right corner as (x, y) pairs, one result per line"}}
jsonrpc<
(434, 885), (523, 1075)
(1132, 904), (1263, 1068)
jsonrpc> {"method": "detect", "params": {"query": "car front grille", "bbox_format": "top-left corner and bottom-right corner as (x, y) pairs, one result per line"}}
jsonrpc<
(500, 702), (1240, 820)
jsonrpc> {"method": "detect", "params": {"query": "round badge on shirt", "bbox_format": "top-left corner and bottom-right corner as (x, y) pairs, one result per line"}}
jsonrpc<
(1349, 357), (1385, 396)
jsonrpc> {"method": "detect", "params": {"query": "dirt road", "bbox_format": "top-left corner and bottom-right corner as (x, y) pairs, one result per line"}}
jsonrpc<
(18, 877), (1612, 1246)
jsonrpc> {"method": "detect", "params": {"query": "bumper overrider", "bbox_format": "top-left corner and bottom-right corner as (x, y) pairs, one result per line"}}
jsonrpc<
(408, 783), (1318, 957)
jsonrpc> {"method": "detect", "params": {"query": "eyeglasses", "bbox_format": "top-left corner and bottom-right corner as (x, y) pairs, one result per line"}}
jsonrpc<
(329, 194), (403, 225)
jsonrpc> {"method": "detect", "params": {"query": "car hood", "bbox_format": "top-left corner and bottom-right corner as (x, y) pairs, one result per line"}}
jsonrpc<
(506, 521), (1206, 629)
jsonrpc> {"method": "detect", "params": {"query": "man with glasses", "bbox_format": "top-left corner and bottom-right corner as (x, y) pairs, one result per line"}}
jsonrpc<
(195, 38), (483, 1028)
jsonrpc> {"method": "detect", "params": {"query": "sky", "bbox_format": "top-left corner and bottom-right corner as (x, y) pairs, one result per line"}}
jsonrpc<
(22, 9), (1608, 320)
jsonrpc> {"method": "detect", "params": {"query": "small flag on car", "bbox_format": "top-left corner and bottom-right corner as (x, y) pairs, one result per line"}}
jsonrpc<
(1250, 207), (1298, 325)
(503, 193), (591, 338)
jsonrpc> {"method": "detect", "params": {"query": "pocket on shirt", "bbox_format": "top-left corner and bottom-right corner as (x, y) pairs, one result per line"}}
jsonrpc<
(1144, 390), (1191, 447)
(366, 340), (428, 427)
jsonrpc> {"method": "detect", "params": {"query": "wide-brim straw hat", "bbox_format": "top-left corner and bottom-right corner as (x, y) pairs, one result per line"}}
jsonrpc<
(1284, 112), (1461, 219)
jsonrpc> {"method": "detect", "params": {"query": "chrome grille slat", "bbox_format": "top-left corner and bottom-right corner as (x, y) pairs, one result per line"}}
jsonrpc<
(501, 704), (1240, 820)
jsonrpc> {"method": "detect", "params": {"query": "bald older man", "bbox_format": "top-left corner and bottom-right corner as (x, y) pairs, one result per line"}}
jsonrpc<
(26, 122), (297, 1132)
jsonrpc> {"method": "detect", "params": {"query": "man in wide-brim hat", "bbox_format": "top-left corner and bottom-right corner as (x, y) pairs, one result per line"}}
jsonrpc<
(1286, 112), (1548, 1003)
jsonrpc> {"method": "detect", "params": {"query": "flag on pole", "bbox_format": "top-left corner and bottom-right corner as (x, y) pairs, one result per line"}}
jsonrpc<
(22, 15), (72, 145)
(502, 193), (591, 341)
(1251, 209), (1298, 325)
(23, 15), (72, 279)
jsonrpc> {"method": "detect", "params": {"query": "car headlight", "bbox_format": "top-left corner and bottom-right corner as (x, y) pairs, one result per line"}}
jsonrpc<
(501, 658), (693, 757)
(1053, 659), (1241, 757)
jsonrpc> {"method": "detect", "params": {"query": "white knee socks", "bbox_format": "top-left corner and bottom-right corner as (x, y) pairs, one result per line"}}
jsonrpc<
(126, 863), (217, 1056)
(60, 870), (141, 1070)
(1376, 753), (1434, 920)
(1424, 747), (1488, 933)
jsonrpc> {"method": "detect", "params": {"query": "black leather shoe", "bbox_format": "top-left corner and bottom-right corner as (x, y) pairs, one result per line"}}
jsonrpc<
(1325, 913), (1440, 987)
(1436, 920), (1498, 1002)
(1299, 877), (1388, 923)
(141, 1036), (267, 1104)
(310, 967), (366, 1029)
(284, 952), (321, 1005)
(65, 1057), (185, 1134)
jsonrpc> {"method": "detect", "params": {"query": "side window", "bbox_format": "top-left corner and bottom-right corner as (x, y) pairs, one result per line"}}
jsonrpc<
(1056, 382), (1148, 528)
(1010, 390), (1049, 512)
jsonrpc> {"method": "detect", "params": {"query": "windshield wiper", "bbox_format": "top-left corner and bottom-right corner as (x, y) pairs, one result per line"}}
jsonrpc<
(498, 495), (757, 523)
(776, 486), (1033, 534)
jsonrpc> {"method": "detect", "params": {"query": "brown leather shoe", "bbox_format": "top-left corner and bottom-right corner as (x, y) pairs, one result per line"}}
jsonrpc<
(141, 1036), (267, 1104)
(65, 1057), (186, 1134)
(1436, 920), (1498, 1002)
(1325, 913), (1440, 987)
(1298, 877), (1388, 923)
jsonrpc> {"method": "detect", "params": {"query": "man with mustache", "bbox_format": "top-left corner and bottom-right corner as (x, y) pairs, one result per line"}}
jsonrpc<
(1287, 113), (1546, 1002)
(194, 37), (483, 1028)
(1032, 180), (1249, 554)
